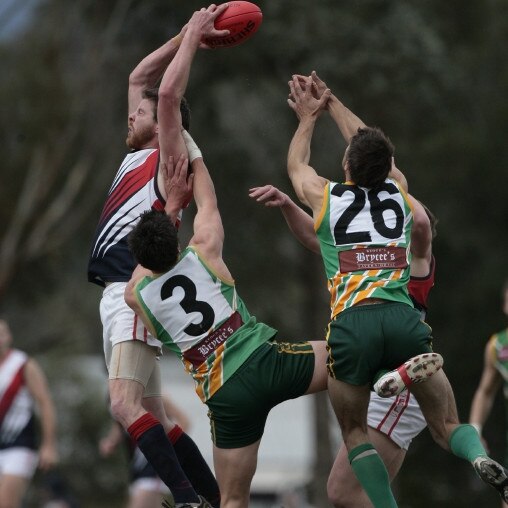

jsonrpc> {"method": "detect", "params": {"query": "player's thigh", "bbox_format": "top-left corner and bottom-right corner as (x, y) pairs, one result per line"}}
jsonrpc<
(101, 283), (162, 369)
(328, 377), (371, 425)
(305, 340), (329, 394)
(0, 474), (30, 508)
(207, 341), (314, 448)
(109, 340), (159, 387)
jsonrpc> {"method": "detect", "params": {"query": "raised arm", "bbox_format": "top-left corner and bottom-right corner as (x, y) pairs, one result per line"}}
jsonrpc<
(469, 338), (502, 438)
(249, 185), (320, 254)
(128, 29), (187, 115)
(287, 75), (330, 213)
(294, 71), (365, 144)
(188, 156), (225, 262)
(311, 71), (410, 189)
(157, 5), (229, 174)
(408, 194), (432, 275)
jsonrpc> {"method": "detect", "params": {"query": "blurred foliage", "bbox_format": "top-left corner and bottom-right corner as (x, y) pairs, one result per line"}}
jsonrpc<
(1, 0), (508, 506)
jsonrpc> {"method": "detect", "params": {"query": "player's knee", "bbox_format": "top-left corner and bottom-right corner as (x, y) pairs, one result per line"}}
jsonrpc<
(327, 476), (352, 508)
(109, 394), (138, 427)
(427, 424), (450, 451)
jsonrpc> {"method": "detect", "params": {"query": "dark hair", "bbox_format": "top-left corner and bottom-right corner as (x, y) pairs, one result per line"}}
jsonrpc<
(347, 127), (394, 188)
(128, 210), (179, 272)
(142, 88), (191, 131)
(420, 202), (438, 239)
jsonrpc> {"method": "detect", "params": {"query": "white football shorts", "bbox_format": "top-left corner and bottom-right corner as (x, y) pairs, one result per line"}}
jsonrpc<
(368, 390), (427, 450)
(100, 282), (162, 359)
(0, 447), (38, 478)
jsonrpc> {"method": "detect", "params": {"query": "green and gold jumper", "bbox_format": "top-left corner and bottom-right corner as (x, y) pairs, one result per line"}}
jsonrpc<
(133, 246), (276, 402)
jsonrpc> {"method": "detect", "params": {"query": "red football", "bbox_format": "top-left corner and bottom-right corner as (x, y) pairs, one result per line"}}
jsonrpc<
(205, 1), (262, 48)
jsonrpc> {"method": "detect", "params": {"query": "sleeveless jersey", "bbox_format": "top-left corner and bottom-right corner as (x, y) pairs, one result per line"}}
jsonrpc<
(0, 349), (37, 450)
(315, 178), (413, 319)
(88, 149), (166, 287)
(134, 247), (277, 402)
(487, 329), (508, 399)
(408, 256), (435, 319)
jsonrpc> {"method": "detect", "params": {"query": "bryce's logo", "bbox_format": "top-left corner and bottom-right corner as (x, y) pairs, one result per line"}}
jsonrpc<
(183, 311), (243, 368)
(339, 246), (408, 272)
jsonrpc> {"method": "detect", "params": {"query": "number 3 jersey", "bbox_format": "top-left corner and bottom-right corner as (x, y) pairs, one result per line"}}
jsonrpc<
(133, 247), (277, 402)
(316, 178), (414, 319)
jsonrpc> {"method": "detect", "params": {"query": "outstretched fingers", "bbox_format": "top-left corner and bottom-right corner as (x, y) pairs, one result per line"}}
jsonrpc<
(248, 185), (287, 207)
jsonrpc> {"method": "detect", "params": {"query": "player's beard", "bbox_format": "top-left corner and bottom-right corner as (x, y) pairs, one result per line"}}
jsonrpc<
(126, 124), (155, 150)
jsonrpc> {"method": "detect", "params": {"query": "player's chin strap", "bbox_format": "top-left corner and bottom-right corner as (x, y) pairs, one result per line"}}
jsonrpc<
(182, 129), (203, 163)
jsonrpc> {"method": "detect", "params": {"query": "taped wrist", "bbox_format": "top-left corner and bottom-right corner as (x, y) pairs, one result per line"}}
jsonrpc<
(170, 32), (183, 47)
(182, 129), (202, 162)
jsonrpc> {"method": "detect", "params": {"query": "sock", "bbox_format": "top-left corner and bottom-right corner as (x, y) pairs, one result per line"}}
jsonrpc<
(128, 414), (199, 504)
(348, 443), (398, 508)
(169, 426), (221, 508)
(449, 424), (487, 462)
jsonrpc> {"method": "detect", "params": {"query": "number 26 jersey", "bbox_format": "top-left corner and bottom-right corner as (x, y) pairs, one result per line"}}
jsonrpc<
(315, 178), (413, 319)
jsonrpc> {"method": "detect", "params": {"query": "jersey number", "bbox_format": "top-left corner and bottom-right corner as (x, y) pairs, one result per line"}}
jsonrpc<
(331, 182), (404, 244)
(161, 275), (215, 336)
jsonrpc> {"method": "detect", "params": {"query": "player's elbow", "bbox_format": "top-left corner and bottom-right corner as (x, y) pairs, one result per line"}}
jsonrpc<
(128, 71), (143, 89)
(412, 211), (431, 242)
(124, 284), (136, 310)
(158, 86), (181, 108)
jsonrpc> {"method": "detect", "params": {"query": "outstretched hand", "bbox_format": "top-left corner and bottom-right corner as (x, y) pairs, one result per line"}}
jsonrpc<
(249, 185), (290, 208)
(310, 71), (329, 98)
(186, 3), (230, 49)
(162, 154), (194, 211)
(287, 74), (331, 120)
(38, 443), (59, 472)
(291, 71), (330, 101)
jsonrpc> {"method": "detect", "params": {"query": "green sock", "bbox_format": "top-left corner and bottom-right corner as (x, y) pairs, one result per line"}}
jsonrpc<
(348, 443), (398, 508)
(449, 424), (487, 462)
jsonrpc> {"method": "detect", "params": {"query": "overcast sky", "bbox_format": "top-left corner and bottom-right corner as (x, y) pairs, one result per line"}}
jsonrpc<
(0, 0), (38, 41)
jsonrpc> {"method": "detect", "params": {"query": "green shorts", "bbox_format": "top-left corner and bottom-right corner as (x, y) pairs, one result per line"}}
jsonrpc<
(206, 340), (315, 449)
(327, 302), (433, 385)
